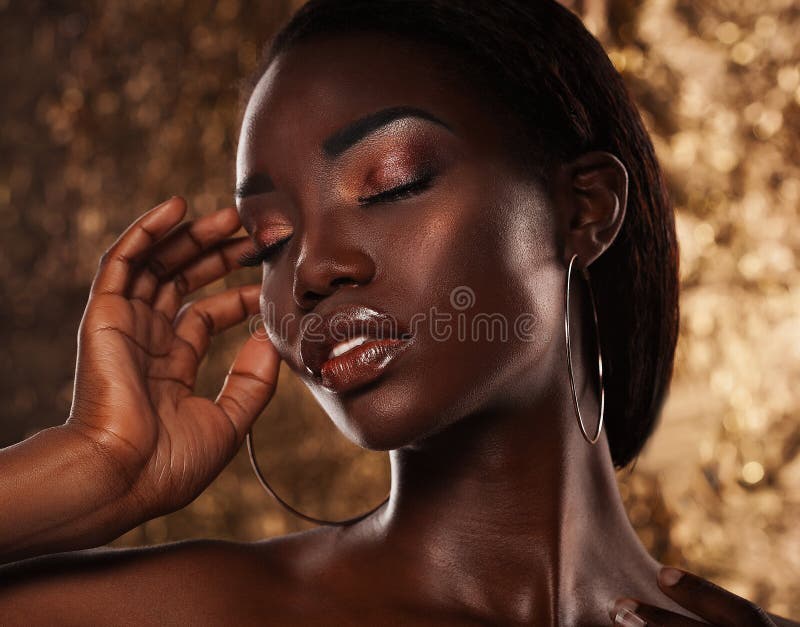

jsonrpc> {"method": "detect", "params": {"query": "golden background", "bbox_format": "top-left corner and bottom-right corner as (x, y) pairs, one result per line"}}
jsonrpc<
(0, 0), (797, 616)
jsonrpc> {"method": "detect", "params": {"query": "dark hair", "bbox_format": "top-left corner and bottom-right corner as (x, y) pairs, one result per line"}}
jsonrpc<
(241, 0), (680, 469)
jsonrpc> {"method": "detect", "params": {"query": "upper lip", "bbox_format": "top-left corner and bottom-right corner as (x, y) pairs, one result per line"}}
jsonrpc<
(300, 304), (412, 378)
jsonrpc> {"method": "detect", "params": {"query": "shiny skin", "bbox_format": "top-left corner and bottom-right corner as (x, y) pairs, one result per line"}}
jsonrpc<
(237, 35), (564, 452)
(0, 31), (796, 627)
(233, 32), (649, 625)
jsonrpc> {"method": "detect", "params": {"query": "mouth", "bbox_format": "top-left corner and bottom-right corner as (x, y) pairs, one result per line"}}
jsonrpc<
(300, 304), (414, 394)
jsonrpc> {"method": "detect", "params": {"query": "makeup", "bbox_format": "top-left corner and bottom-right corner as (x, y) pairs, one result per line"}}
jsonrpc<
(238, 222), (293, 266)
(320, 337), (412, 394)
(300, 304), (414, 394)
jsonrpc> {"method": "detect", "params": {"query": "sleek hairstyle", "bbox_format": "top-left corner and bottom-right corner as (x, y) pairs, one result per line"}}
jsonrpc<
(240, 0), (680, 469)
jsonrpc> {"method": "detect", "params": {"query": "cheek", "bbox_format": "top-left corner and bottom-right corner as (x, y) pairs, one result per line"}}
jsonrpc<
(258, 278), (303, 371)
(396, 172), (503, 308)
(402, 173), (558, 330)
(479, 186), (562, 352)
(412, 179), (562, 402)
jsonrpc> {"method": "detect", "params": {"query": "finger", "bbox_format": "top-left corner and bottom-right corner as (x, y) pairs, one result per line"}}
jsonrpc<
(173, 284), (261, 365)
(610, 599), (708, 627)
(91, 196), (187, 297)
(128, 206), (242, 303)
(215, 333), (281, 444)
(656, 567), (775, 626)
(152, 236), (253, 321)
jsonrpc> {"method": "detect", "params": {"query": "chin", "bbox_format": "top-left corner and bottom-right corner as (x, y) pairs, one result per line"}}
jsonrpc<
(302, 365), (454, 452)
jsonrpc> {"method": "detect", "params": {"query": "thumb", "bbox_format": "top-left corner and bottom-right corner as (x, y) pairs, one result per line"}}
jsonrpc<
(215, 333), (281, 445)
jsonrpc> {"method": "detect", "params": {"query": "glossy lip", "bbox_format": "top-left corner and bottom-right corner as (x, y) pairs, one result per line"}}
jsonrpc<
(319, 336), (413, 394)
(300, 304), (414, 387)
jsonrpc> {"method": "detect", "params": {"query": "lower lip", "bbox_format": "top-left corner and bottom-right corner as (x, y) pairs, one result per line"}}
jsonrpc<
(319, 338), (412, 393)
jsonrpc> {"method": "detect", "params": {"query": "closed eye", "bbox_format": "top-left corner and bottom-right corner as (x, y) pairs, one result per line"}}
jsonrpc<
(237, 236), (291, 267)
(357, 172), (436, 206)
(237, 172), (436, 265)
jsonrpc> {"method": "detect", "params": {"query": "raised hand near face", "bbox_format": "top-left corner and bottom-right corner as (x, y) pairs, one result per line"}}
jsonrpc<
(66, 196), (281, 523)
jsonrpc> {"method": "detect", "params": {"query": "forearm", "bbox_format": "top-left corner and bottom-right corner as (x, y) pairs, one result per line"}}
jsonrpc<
(0, 424), (141, 565)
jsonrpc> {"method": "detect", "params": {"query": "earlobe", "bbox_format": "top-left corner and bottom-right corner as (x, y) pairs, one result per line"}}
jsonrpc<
(562, 151), (628, 268)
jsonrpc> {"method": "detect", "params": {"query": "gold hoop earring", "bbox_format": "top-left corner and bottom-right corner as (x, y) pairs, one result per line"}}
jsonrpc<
(246, 429), (390, 526)
(564, 253), (605, 444)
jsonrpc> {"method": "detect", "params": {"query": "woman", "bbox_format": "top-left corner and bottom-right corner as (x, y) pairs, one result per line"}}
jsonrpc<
(0, 1), (796, 624)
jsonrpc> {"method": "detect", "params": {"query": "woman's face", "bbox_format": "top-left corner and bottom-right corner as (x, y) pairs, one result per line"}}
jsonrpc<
(236, 33), (568, 450)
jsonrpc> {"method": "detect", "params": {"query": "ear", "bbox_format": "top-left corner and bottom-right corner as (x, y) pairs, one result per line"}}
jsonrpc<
(554, 151), (628, 269)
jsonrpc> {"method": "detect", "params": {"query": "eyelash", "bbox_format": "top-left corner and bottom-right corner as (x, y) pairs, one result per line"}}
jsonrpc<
(238, 173), (436, 267)
(237, 236), (291, 267)
(357, 172), (435, 206)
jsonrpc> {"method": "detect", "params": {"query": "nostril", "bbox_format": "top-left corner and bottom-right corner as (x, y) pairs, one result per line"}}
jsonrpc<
(303, 291), (325, 304)
(294, 275), (363, 309)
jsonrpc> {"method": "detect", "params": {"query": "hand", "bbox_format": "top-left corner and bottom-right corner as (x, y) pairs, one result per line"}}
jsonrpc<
(66, 196), (280, 522)
(608, 566), (797, 626)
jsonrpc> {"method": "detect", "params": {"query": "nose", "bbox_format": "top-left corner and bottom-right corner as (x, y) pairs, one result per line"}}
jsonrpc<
(292, 228), (376, 310)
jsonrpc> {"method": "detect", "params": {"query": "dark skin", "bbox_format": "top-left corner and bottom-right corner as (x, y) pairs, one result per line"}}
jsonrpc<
(0, 32), (795, 627)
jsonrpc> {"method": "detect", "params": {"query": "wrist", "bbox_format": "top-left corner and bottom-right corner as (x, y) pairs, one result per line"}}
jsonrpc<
(60, 420), (145, 501)
(57, 421), (155, 527)
(0, 424), (148, 564)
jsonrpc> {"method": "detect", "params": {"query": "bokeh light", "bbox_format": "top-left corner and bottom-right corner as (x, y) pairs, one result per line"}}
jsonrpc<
(1, 0), (798, 616)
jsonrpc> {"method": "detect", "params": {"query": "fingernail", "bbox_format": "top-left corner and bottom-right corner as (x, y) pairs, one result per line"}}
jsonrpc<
(659, 566), (685, 587)
(614, 607), (647, 627)
(607, 598), (639, 620)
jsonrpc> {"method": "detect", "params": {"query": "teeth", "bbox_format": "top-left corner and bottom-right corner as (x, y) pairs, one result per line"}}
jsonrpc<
(328, 335), (372, 360)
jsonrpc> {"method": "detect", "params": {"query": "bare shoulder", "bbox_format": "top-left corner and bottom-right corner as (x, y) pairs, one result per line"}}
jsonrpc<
(0, 528), (335, 626)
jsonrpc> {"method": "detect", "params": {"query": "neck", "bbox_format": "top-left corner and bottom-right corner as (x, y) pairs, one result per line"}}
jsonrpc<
(347, 391), (660, 625)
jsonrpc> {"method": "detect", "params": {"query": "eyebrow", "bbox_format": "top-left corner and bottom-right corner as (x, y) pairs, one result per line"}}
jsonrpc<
(234, 105), (454, 200)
